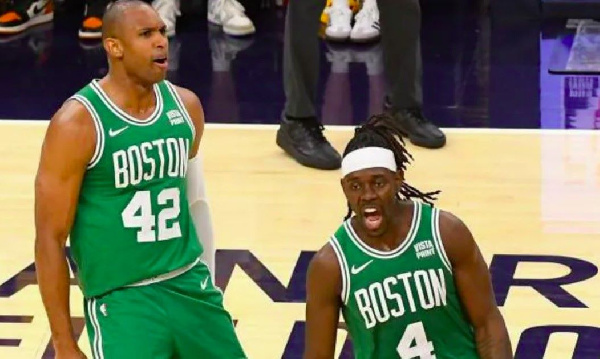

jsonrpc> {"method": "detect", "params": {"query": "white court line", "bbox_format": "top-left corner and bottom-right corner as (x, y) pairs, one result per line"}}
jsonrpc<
(205, 123), (600, 135)
(0, 119), (599, 135)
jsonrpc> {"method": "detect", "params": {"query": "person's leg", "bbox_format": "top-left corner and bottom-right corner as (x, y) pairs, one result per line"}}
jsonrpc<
(378, 0), (446, 149)
(167, 262), (247, 358)
(283, 0), (326, 118)
(379, 0), (422, 110)
(277, 0), (342, 170)
(83, 287), (173, 359)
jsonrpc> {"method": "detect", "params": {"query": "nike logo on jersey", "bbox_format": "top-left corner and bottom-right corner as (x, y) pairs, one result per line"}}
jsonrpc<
(109, 126), (129, 137)
(201, 277), (209, 290)
(351, 260), (373, 275)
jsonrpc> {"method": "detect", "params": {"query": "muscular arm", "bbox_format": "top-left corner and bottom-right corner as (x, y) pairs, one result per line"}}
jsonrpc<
(173, 85), (216, 278)
(304, 244), (343, 359)
(174, 85), (205, 159)
(34, 101), (95, 352)
(439, 211), (513, 359)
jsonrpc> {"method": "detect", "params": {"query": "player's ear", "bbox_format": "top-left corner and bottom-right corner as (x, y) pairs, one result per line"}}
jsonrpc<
(103, 37), (124, 59)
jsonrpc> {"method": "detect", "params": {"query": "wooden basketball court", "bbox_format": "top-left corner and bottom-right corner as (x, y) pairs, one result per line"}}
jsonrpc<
(0, 121), (599, 358)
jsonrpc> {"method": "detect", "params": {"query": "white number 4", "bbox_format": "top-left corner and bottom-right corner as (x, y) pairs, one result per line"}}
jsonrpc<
(397, 321), (436, 359)
(122, 188), (182, 242)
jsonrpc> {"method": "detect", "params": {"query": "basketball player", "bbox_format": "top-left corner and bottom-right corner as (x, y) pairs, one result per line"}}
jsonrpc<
(304, 115), (512, 358)
(34, 1), (244, 358)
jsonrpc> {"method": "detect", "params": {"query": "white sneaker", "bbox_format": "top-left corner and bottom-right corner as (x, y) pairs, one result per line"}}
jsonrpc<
(152, 0), (179, 37)
(325, 5), (352, 41)
(208, 0), (255, 37)
(350, 1), (380, 42)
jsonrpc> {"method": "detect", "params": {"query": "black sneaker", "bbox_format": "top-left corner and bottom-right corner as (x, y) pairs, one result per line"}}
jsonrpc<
(276, 115), (342, 170)
(79, 0), (110, 40)
(0, 0), (53, 35)
(384, 99), (446, 149)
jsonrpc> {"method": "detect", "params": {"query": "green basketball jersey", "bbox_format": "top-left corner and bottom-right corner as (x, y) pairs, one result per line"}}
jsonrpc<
(329, 201), (478, 359)
(68, 79), (203, 298)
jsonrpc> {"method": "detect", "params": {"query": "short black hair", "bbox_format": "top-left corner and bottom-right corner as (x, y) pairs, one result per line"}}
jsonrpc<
(342, 113), (440, 220)
(102, 0), (151, 40)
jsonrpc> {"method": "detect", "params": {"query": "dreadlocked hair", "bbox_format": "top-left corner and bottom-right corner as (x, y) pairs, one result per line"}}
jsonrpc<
(342, 113), (441, 220)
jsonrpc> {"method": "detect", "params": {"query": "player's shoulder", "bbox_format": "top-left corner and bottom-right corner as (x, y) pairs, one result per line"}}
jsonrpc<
(309, 240), (342, 275)
(166, 81), (203, 110)
(39, 98), (97, 165)
(436, 208), (470, 235)
(435, 207), (477, 266)
(165, 81), (204, 128)
(50, 97), (96, 133)
(307, 240), (343, 296)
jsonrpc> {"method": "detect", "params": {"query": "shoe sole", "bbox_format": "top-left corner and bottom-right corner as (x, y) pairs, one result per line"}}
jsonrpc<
(223, 25), (255, 36)
(276, 128), (341, 170)
(325, 33), (350, 42)
(78, 30), (102, 40)
(208, 13), (255, 36)
(388, 120), (447, 149)
(0, 12), (53, 34)
(79, 31), (102, 40)
(409, 134), (446, 149)
(350, 34), (380, 43)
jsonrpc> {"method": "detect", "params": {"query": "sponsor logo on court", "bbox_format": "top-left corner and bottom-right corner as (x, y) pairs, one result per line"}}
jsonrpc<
(0, 250), (598, 358)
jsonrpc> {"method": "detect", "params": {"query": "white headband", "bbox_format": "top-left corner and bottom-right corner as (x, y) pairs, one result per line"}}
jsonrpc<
(341, 147), (397, 177)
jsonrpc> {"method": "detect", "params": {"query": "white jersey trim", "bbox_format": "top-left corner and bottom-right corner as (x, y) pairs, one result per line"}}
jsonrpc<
(329, 236), (351, 305)
(432, 208), (452, 272)
(68, 95), (105, 169)
(89, 79), (163, 126)
(343, 201), (421, 259)
(164, 80), (196, 142)
(86, 298), (105, 359)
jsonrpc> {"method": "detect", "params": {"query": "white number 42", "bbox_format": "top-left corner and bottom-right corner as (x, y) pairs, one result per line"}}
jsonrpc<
(122, 188), (182, 242)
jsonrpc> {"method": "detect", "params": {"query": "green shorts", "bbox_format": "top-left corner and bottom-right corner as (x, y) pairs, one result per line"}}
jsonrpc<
(83, 261), (246, 359)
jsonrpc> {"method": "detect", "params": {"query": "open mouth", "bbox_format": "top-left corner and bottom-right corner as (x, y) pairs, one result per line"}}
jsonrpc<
(152, 57), (168, 67)
(362, 207), (383, 231)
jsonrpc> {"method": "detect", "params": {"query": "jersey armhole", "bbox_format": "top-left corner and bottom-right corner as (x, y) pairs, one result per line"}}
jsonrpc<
(68, 95), (105, 170)
(431, 208), (452, 272)
(328, 236), (351, 305)
(164, 81), (196, 143)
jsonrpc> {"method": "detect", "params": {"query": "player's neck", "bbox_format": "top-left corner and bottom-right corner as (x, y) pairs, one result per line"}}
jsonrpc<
(379, 200), (411, 247)
(99, 74), (157, 119)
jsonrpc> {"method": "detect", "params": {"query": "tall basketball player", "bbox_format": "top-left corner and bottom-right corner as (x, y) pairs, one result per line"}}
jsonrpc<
(304, 115), (513, 358)
(34, 1), (245, 358)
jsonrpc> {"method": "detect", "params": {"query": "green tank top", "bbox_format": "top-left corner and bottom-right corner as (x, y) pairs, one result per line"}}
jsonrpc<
(68, 79), (202, 298)
(330, 201), (478, 359)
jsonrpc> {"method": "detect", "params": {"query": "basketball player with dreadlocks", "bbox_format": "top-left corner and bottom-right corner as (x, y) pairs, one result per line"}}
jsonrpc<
(304, 114), (512, 359)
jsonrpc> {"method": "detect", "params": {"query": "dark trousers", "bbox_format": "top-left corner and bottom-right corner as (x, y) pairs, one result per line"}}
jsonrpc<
(282, 0), (423, 118)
